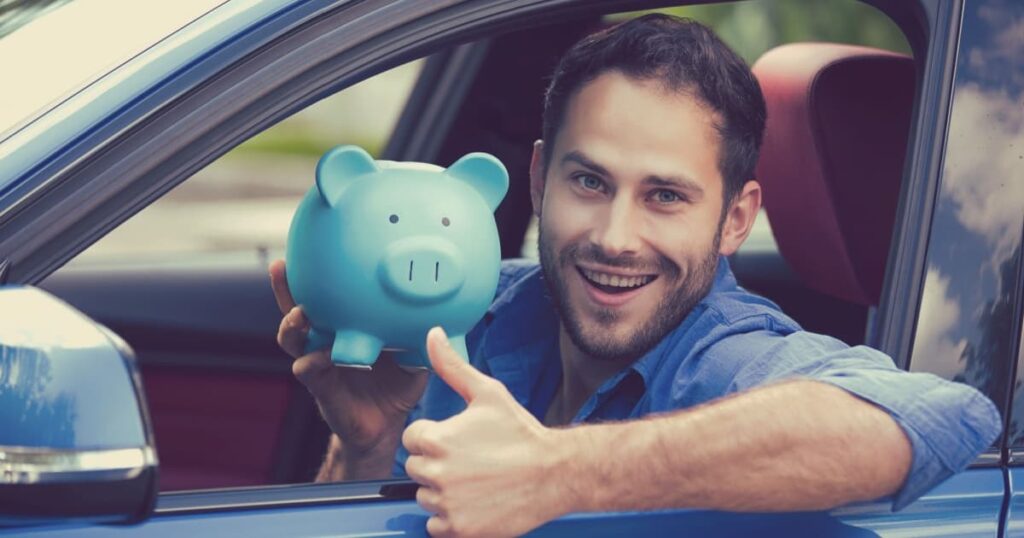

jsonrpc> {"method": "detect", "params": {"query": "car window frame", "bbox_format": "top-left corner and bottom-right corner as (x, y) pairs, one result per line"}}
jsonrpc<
(0, 0), (989, 515)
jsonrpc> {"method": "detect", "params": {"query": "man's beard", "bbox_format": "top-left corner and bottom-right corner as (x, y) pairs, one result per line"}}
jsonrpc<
(539, 224), (721, 362)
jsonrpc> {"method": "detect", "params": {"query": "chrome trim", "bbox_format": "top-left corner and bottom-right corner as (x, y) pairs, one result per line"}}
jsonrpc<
(0, 446), (156, 484)
(1007, 449), (1024, 465)
(970, 450), (1002, 467)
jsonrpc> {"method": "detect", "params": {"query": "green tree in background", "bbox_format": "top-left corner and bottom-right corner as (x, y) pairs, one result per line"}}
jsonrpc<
(243, 0), (911, 159)
(614, 0), (910, 64)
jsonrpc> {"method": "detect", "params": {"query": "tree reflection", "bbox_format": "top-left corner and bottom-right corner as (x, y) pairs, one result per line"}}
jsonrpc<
(0, 345), (76, 447)
(965, 241), (1022, 444)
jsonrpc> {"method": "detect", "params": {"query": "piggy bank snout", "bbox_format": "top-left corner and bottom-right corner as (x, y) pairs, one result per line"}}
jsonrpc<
(379, 237), (465, 303)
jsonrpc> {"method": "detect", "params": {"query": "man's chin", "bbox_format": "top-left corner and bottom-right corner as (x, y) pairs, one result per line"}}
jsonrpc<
(564, 306), (651, 362)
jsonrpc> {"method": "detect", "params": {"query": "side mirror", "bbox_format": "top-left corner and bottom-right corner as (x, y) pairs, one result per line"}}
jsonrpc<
(0, 286), (157, 526)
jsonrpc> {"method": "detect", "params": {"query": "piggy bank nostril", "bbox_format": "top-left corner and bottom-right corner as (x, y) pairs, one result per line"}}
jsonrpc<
(408, 260), (414, 281)
(435, 262), (440, 282)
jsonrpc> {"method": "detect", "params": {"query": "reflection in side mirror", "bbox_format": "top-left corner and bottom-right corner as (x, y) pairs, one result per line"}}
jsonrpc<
(0, 286), (158, 527)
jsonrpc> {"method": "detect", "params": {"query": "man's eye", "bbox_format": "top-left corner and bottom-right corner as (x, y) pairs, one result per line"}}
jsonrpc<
(652, 190), (683, 204)
(576, 174), (603, 191)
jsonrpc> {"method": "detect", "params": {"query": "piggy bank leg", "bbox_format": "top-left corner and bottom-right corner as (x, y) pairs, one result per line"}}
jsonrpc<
(329, 330), (383, 368)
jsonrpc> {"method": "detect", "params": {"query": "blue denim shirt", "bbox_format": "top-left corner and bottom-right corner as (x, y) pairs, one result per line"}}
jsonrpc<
(398, 257), (1002, 510)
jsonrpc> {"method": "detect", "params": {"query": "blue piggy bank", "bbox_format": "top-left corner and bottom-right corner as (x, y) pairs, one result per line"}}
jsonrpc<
(286, 145), (508, 369)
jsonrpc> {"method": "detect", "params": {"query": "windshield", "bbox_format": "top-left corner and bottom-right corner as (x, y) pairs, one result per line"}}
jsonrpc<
(0, 0), (225, 139)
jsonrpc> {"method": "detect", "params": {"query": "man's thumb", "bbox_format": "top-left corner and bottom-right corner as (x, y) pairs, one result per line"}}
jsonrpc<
(426, 326), (489, 402)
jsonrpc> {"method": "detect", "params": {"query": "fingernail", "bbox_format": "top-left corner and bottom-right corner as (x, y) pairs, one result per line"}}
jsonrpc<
(429, 326), (449, 345)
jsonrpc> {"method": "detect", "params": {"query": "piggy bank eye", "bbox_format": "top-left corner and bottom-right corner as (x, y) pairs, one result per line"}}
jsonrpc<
(442, 217), (450, 227)
(389, 214), (399, 224)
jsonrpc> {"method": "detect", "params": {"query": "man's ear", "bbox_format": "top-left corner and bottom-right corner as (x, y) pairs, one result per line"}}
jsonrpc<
(718, 180), (762, 257)
(529, 140), (546, 218)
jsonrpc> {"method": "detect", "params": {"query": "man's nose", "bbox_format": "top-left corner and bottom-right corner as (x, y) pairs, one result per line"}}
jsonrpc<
(592, 196), (642, 257)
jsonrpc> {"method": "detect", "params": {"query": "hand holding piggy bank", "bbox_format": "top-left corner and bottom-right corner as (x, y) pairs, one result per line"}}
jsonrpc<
(286, 146), (508, 369)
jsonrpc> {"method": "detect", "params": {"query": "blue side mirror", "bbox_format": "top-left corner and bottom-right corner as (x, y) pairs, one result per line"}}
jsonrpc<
(0, 287), (157, 526)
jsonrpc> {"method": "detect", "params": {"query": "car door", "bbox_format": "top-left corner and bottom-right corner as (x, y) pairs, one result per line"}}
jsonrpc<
(2, 0), (1015, 536)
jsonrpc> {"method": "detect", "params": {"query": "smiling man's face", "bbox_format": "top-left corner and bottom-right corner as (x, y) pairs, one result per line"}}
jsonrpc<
(531, 71), (734, 362)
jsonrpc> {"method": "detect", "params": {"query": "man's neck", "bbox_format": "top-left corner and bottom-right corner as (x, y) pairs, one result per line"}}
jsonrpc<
(545, 324), (636, 426)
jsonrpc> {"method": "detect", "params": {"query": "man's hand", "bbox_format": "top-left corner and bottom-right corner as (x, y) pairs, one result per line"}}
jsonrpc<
(402, 327), (572, 538)
(270, 259), (428, 479)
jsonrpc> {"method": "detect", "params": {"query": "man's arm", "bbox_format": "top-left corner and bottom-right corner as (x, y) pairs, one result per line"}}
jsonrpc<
(557, 379), (910, 513)
(402, 328), (913, 538)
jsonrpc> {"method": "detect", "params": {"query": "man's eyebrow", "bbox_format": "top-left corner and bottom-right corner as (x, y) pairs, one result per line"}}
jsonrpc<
(643, 175), (704, 196)
(561, 150), (609, 176)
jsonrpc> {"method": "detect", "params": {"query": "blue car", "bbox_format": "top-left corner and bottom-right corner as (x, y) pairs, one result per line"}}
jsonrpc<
(2, 0), (1022, 535)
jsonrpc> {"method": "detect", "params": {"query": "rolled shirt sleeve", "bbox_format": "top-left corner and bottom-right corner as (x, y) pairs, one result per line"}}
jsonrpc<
(718, 329), (1002, 510)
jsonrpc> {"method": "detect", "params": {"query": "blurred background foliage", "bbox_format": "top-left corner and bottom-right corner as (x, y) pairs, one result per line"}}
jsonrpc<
(236, 0), (909, 161)
(614, 0), (909, 64)
(52, 0), (909, 261)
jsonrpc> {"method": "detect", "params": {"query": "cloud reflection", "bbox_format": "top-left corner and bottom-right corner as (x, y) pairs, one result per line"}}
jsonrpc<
(941, 83), (1024, 263)
(912, 269), (967, 379)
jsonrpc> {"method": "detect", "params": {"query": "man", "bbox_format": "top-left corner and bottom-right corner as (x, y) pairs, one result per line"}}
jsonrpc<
(271, 14), (1000, 538)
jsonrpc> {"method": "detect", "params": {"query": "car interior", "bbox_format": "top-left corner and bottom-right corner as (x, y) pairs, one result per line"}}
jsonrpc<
(38, 7), (916, 492)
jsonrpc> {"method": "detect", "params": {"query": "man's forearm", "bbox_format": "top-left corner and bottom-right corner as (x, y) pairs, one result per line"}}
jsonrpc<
(315, 433), (398, 482)
(553, 380), (912, 513)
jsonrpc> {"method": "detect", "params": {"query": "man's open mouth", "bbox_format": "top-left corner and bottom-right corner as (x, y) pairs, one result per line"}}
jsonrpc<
(577, 266), (657, 294)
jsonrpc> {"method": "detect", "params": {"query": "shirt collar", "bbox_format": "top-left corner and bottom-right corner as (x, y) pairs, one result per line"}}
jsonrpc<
(479, 256), (738, 407)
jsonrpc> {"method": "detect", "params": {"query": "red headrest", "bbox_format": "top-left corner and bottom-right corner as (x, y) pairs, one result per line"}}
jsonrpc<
(753, 43), (915, 306)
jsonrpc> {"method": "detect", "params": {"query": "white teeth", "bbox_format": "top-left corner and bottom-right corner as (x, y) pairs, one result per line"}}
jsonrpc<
(582, 269), (654, 288)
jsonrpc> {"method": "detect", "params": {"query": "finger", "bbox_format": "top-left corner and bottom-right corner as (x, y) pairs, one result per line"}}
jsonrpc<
(291, 349), (332, 388)
(269, 259), (297, 314)
(404, 455), (440, 488)
(402, 419), (441, 456)
(426, 326), (492, 402)
(415, 486), (444, 515)
(277, 306), (310, 358)
(426, 515), (451, 538)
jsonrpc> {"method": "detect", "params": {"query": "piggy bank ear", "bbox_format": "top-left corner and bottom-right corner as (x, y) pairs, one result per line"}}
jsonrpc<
(445, 153), (509, 212)
(316, 145), (379, 207)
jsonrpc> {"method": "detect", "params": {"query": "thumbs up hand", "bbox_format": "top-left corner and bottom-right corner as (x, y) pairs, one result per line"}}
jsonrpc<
(402, 327), (573, 538)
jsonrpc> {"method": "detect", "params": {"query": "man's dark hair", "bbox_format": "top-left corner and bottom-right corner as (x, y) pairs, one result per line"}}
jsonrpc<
(542, 14), (766, 204)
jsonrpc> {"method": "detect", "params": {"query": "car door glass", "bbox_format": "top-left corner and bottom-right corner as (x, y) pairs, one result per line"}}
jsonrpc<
(908, 1), (1024, 447)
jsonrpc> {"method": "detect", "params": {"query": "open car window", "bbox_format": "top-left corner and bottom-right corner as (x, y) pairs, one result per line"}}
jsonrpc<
(41, 0), (921, 496)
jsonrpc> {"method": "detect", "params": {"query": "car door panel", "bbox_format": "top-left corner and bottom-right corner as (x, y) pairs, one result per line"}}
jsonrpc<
(9, 469), (1002, 537)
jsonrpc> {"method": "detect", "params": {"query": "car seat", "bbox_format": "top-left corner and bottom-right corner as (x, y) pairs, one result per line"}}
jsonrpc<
(750, 43), (915, 342)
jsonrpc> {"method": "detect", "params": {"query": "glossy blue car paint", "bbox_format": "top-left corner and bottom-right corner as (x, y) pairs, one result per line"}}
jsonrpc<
(287, 146), (507, 367)
(1004, 468), (1024, 537)
(0, 286), (146, 449)
(6, 470), (1002, 537)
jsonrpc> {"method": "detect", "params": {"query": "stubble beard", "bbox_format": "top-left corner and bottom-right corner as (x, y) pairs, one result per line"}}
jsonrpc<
(539, 222), (721, 363)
